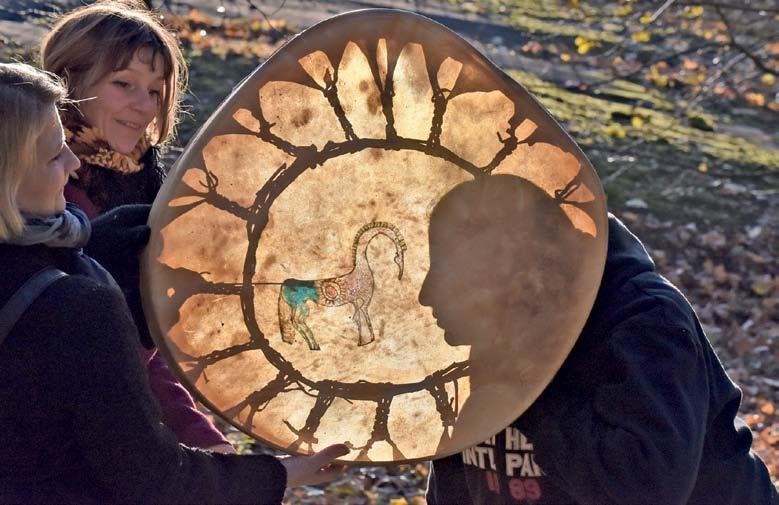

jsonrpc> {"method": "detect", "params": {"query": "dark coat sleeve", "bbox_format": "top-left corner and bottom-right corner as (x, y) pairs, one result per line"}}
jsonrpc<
(55, 279), (286, 504)
(517, 290), (709, 505)
(427, 453), (473, 505)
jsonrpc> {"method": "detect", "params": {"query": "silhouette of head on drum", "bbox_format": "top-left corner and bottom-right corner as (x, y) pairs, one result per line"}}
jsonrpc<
(418, 174), (595, 449)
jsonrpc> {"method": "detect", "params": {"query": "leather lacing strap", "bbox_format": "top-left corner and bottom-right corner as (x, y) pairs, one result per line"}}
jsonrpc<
(0, 268), (68, 346)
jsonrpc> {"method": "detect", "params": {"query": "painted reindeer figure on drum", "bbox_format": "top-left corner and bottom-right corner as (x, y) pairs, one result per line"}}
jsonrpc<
(278, 222), (407, 350)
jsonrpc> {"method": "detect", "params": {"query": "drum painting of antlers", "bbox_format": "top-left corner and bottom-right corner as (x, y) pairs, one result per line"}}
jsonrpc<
(278, 221), (407, 350)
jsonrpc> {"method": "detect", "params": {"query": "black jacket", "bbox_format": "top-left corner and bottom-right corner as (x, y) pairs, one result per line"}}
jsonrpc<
(427, 215), (777, 505)
(0, 243), (286, 504)
(70, 146), (166, 213)
(67, 147), (166, 349)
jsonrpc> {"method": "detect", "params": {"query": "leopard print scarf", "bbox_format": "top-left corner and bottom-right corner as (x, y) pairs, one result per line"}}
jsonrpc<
(65, 121), (150, 176)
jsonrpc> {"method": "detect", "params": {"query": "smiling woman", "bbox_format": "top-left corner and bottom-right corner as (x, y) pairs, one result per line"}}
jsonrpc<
(77, 48), (166, 155)
(37, 0), (239, 455)
(40, 0), (185, 214)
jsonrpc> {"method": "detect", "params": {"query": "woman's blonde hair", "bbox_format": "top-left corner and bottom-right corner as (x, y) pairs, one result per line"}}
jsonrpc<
(0, 63), (68, 239)
(40, 0), (186, 145)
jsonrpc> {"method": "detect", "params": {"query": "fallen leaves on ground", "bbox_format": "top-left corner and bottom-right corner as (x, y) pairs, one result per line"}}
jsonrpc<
(164, 10), (291, 60)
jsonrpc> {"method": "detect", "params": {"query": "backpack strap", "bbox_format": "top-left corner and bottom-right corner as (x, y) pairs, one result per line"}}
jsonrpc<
(0, 267), (68, 346)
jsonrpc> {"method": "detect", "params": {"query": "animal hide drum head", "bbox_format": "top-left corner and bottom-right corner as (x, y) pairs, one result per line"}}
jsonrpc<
(142, 8), (608, 463)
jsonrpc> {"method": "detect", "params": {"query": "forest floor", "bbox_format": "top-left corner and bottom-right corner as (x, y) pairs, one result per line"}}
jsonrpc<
(1, 0), (777, 502)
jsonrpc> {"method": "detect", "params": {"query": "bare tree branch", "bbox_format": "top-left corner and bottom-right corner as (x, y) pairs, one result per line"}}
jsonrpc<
(243, 0), (289, 40)
(715, 5), (779, 76)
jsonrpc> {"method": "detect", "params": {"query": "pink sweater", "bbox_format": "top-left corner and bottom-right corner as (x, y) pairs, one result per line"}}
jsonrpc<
(66, 183), (229, 449)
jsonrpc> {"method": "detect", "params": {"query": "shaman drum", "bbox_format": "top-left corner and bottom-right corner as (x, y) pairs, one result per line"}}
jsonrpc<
(141, 8), (608, 463)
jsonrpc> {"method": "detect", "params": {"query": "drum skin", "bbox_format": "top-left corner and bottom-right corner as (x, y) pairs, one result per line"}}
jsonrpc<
(141, 8), (608, 463)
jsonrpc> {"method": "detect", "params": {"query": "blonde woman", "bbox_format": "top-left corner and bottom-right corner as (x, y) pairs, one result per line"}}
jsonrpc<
(0, 62), (346, 504)
(40, 0), (235, 453)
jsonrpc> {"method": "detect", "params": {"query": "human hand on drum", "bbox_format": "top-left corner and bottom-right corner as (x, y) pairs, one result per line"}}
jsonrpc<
(207, 442), (237, 454)
(280, 444), (349, 487)
(86, 204), (151, 286)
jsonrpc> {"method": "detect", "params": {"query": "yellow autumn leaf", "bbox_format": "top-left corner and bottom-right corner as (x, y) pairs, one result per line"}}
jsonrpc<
(390, 498), (409, 505)
(652, 75), (669, 87)
(648, 65), (669, 87)
(631, 116), (645, 128)
(682, 71), (706, 86)
(640, 13), (653, 24)
(326, 484), (362, 496)
(605, 124), (627, 139)
(615, 5), (633, 16)
(698, 161), (709, 173)
(575, 36), (597, 55)
(570, 0), (580, 7)
(632, 31), (651, 43)
(751, 280), (772, 296)
(761, 73), (777, 86)
(745, 92), (766, 107)
(683, 5), (705, 18)
(713, 264), (729, 285)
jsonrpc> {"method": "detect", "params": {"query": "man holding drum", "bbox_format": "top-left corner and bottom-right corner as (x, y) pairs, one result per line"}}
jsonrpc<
(424, 176), (777, 504)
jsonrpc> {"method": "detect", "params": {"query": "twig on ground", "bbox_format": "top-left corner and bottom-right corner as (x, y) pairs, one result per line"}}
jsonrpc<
(648, 0), (678, 24)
